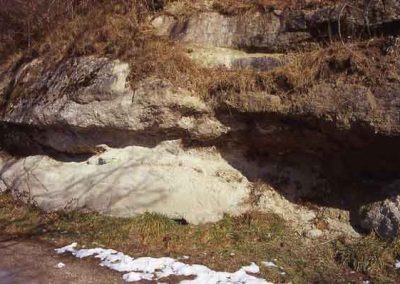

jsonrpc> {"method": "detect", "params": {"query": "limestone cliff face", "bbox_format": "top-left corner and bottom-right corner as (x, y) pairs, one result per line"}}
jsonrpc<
(154, 0), (400, 52)
(0, 57), (227, 154)
(0, 0), (399, 237)
(1, 54), (399, 155)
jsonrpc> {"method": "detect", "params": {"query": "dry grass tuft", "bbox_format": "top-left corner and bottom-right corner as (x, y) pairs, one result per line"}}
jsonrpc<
(212, 0), (342, 15)
(205, 41), (394, 100)
(334, 234), (400, 282)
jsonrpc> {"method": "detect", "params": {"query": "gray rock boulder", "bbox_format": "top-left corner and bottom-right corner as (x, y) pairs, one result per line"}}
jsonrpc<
(360, 181), (400, 238)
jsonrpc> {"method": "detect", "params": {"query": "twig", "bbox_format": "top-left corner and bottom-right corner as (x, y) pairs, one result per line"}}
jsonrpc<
(312, 237), (337, 247)
(363, 0), (372, 38)
(338, 3), (349, 46)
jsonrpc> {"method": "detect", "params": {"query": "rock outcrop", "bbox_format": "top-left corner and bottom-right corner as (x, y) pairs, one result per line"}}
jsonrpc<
(153, 11), (311, 52)
(0, 179), (6, 193)
(153, 0), (400, 52)
(0, 141), (250, 224)
(360, 181), (400, 238)
(186, 45), (285, 71)
(0, 57), (227, 154)
(360, 195), (400, 238)
(0, 0), (400, 238)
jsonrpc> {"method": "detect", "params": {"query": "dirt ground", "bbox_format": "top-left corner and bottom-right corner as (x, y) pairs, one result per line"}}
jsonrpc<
(0, 238), (122, 284)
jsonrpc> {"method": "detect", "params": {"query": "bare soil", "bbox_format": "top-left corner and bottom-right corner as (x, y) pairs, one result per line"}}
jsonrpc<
(0, 238), (121, 284)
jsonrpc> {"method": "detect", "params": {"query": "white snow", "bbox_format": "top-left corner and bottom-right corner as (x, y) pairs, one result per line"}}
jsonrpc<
(178, 255), (190, 260)
(242, 262), (260, 274)
(55, 242), (78, 254)
(395, 260), (400, 269)
(56, 243), (273, 283)
(262, 261), (278, 268)
(55, 262), (65, 269)
(261, 261), (286, 276)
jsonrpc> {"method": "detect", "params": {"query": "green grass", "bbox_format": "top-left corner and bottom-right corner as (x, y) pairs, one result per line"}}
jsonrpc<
(1, 193), (400, 283)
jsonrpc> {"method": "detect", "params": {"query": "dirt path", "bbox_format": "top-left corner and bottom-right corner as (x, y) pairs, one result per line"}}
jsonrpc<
(0, 238), (122, 284)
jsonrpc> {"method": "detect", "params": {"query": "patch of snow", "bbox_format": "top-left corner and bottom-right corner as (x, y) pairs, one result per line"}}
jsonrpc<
(262, 261), (286, 276)
(395, 260), (400, 269)
(55, 262), (65, 269)
(56, 243), (273, 283)
(124, 271), (154, 282)
(55, 242), (77, 254)
(262, 261), (278, 268)
(242, 262), (260, 274)
(178, 255), (190, 260)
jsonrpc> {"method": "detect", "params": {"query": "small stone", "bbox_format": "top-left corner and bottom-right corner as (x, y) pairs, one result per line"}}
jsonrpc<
(0, 180), (7, 193)
(262, 261), (278, 268)
(305, 229), (323, 239)
(359, 180), (400, 238)
(151, 15), (177, 36)
(98, 158), (107, 165)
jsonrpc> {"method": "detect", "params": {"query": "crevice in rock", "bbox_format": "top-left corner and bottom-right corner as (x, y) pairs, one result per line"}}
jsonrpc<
(209, 108), (400, 233)
(0, 122), (202, 160)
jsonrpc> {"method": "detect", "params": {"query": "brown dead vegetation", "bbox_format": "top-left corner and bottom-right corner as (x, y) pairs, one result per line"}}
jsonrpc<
(1, 0), (399, 109)
(212, 0), (342, 15)
(0, 0), (165, 65)
(1, 193), (400, 283)
(0, 0), (98, 62)
(206, 38), (400, 100)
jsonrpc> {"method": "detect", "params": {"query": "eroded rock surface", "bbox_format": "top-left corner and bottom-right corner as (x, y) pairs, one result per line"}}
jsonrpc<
(0, 140), (249, 224)
(154, 0), (400, 52)
(0, 54), (399, 237)
(153, 11), (311, 52)
(0, 140), (359, 237)
(186, 45), (284, 71)
(360, 181), (400, 238)
(360, 196), (400, 238)
(0, 179), (6, 193)
(0, 57), (227, 154)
